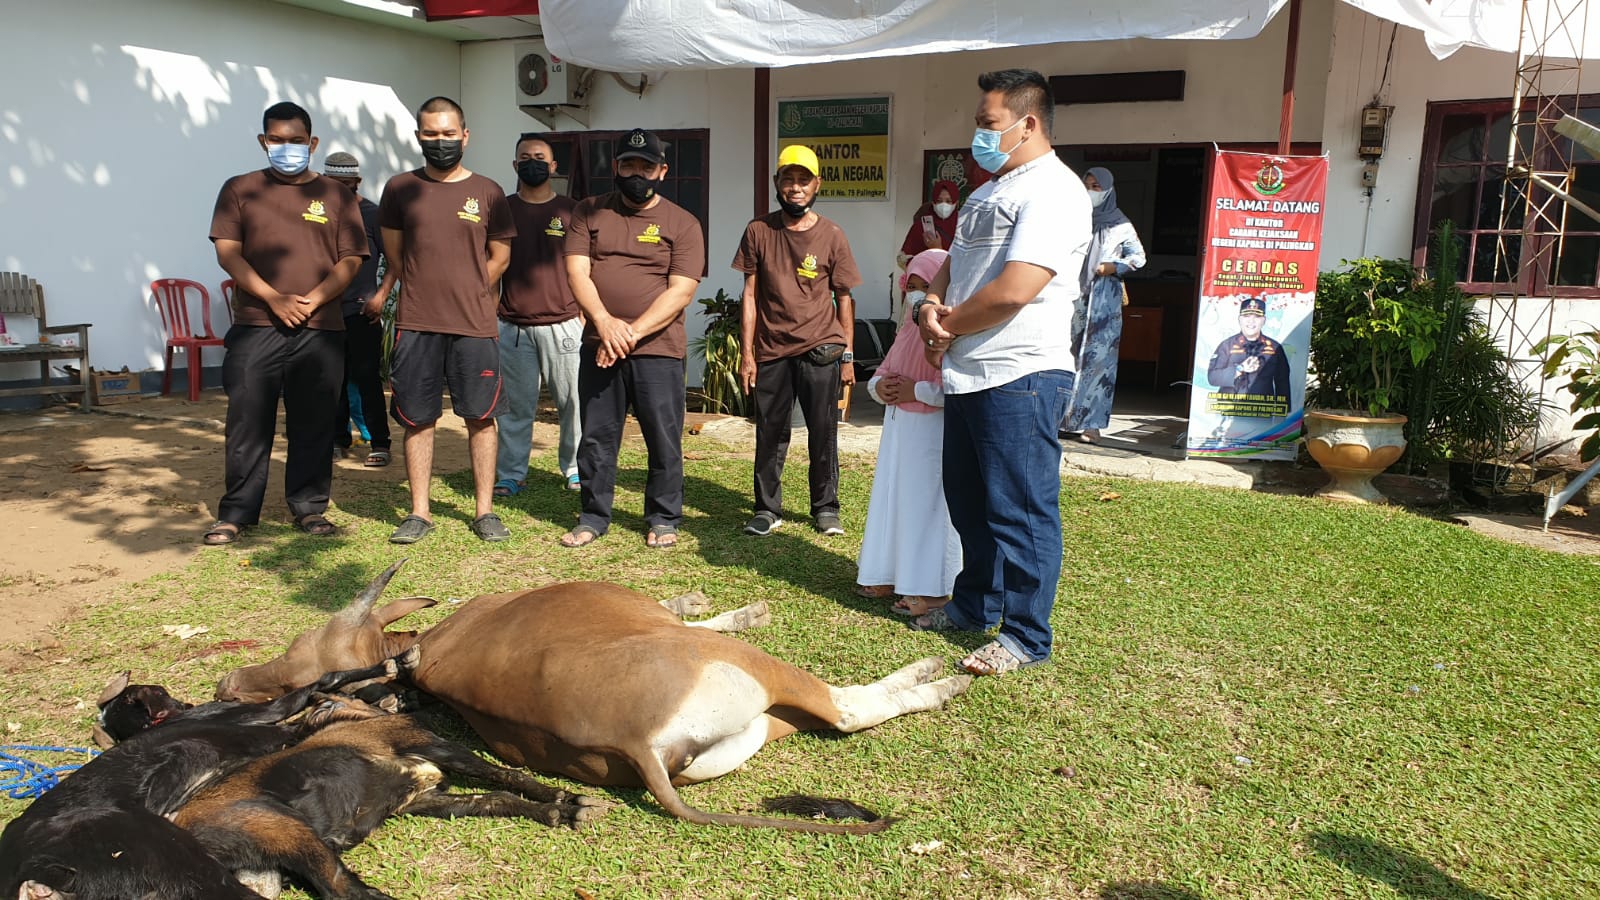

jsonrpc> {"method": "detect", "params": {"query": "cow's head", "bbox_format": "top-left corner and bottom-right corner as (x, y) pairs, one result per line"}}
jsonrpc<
(214, 560), (435, 703)
(93, 670), (192, 748)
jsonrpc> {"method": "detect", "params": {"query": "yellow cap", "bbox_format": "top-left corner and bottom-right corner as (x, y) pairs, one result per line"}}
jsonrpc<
(777, 144), (820, 177)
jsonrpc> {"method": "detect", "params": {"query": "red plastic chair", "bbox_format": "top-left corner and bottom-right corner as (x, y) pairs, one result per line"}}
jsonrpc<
(219, 278), (236, 325)
(151, 278), (224, 401)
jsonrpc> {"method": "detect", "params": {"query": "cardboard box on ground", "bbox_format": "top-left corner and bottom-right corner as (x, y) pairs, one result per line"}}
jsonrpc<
(90, 367), (140, 404)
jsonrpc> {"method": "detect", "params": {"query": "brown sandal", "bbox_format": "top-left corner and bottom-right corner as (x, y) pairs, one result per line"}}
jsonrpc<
(202, 521), (244, 546)
(295, 514), (337, 536)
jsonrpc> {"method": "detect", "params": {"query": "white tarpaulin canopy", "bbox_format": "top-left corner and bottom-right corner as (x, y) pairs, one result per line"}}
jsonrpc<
(540, 0), (1598, 71)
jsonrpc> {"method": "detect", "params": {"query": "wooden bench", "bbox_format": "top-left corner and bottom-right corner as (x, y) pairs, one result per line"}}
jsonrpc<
(0, 273), (93, 410)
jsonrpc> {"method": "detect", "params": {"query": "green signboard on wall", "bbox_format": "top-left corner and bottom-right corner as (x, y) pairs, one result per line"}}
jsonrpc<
(776, 95), (892, 200)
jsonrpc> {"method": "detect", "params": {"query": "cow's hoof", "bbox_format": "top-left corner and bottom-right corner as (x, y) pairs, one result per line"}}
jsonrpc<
(730, 601), (771, 631)
(394, 645), (422, 672)
(934, 674), (974, 703)
(661, 590), (713, 617)
(235, 868), (283, 898)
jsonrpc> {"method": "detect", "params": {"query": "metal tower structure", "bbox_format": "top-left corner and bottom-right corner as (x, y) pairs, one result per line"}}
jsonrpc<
(1487, 0), (1590, 480)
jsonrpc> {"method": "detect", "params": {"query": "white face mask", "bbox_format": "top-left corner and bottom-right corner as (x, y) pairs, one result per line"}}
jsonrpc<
(932, 202), (956, 219)
(1087, 189), (1108, 207)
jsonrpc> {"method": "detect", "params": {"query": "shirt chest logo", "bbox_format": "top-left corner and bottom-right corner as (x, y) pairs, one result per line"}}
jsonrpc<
(637, 223), (662, 244)
(458, 197), (482, 223)
(302, 200), (328, 224)
(797, 252), (820, 279)
(544, 216), (566, 238)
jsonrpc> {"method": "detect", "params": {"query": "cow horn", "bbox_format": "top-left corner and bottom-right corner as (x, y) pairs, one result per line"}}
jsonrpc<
(97, 670), (131, 708)
(332, 560), (406, 628)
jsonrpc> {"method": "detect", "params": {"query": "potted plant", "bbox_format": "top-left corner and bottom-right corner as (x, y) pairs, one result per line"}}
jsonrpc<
(1305, 255), (1443, 501)
(688, 288), (749, 416)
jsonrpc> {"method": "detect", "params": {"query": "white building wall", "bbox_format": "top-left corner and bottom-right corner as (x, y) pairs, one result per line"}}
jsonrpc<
(0, 0), (460, 377)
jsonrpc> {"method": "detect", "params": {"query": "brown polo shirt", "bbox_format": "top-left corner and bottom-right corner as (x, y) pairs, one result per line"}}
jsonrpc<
(378, 169), (516, 339)
(732, 213), (860, 363)
(500, 194), (580, 327)
(209, 169), (368, 331)
(566, 192), (706, 359)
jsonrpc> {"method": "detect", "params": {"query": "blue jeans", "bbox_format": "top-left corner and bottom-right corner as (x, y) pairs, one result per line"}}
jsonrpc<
(940, 369), (1074, 663)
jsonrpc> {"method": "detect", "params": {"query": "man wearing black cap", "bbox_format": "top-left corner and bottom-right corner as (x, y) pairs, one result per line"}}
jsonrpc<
(323, 150), (392, 468)
(560, 128), (706, 549)
(1205, 296), (1290, 401)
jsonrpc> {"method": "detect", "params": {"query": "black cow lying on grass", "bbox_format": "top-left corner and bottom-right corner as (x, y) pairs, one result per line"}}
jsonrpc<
(2, 653), (606, 900)
(0, 658), (408, 900)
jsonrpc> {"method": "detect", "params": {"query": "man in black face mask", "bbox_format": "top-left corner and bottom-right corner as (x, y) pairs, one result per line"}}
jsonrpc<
(492, 134), (583, 500)
(560, 128), (705, 549)
(368, 96), (517, 545)
(732, 144), (861, 538)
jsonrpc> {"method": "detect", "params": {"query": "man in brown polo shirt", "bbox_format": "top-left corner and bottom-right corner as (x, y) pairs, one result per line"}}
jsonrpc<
(560, 128), (705, 549)
(204, 100), (367, 545)
(366, 96), (516, 544)
(494, 133), (583, 498)
(734, 144), (861, 537)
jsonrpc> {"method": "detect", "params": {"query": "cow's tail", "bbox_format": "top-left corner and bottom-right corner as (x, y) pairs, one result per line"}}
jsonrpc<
(633, 754), (893, 835)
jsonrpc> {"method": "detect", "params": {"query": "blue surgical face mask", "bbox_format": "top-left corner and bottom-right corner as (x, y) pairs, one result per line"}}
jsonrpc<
(266, 142), (311, 176)
(970, 117), (1028, 174)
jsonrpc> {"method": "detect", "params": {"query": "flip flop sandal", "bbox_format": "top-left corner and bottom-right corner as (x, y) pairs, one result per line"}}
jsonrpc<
(960, 640), (1046, 677)
(560, 524), (601, 548)
(202, 520), (245, 546)
(891, 596), (949, 617)
(295, 514), (338, 536)
(492, 479), (524, 498)
(364, 449), (391, 467)
(856, 585), (895, 599)
(646, 524), (679, 549)
(909, 607), (964, 632)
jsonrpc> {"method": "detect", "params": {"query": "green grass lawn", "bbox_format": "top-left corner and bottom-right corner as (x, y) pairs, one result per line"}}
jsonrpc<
(3, 445), (1597, 899)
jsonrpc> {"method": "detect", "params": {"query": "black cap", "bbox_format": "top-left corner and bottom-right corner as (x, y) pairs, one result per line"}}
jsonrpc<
(615, 128), (667, 165)
(1239, 296), (1267, 316)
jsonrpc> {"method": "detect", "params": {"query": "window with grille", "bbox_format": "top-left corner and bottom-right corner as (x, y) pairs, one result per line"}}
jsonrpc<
(1414, 97), (1600, 296)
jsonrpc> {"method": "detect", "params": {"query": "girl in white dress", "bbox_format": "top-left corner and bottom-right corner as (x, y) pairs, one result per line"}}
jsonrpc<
(855, 249), (962, 616)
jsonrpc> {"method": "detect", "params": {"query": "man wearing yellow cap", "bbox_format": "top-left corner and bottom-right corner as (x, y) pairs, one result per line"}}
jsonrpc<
(732, 144), (862, 537)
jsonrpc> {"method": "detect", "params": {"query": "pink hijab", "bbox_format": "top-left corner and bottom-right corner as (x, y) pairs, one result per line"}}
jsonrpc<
(878, 249), (948, 415)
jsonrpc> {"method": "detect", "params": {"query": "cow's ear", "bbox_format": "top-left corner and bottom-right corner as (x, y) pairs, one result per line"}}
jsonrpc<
(97, 670), (132, 708)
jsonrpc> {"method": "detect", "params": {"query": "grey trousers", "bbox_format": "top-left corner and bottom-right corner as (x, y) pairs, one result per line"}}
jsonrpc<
(495, 317), (583, 484)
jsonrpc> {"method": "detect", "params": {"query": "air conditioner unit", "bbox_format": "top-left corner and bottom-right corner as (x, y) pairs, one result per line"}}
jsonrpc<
(515, 41), (577, 106)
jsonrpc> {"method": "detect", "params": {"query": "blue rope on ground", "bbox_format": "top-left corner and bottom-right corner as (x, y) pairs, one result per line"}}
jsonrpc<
(0, 744), (100, 800)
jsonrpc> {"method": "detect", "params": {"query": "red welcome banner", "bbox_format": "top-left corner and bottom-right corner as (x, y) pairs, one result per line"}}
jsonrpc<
(1186, 150), (1329, 460)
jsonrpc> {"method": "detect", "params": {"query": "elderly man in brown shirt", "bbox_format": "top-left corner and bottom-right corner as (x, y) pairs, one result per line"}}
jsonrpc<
(205, 101), (367, 545)
(560, 128), (705, 549)
(734, 144), (861, 538)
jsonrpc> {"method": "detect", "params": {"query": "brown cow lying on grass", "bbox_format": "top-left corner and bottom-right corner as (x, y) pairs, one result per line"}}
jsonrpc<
(217, 562), (973, 835)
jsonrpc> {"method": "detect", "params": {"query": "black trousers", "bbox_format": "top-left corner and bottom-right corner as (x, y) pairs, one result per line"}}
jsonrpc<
(218, 324), (343, 526)
(576, 352), (685, 533)
(336, 313), (391, 450)
(752, 353), (840, 519)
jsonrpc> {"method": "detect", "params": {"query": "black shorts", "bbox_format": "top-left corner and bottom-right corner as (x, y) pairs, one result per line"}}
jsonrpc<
(390, 329), (504, 427)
